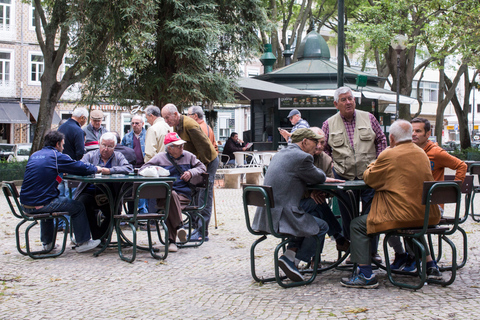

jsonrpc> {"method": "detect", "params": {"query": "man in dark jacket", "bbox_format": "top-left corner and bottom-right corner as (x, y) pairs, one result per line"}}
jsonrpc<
(222, 132), (249, 166)
(58, 107), (88, 161)
(20, 130), (102, 253)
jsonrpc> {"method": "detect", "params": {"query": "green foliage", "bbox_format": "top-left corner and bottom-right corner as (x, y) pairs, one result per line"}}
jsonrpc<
(448, 148), (480, 161)
(81, 0), (269, 109)
(0, 161), (27, 182)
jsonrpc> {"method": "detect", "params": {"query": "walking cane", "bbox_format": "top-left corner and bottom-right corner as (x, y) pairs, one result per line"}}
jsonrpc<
(213, 187), (218, 228)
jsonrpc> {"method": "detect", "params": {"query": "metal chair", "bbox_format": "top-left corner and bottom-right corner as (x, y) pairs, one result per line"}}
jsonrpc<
(2, 181), (69, 259)
(177, 173), (210, 248)
(469, 163), (480, 221)
(242, 184), (322, 288)
(382, 181), (461, 290)
(113, 181), (172, 263)
(428, 175), (473, 270)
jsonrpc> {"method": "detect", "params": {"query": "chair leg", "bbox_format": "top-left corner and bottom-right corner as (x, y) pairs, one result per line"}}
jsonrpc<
(149, 220), (168, 260)
(428, 235), (457, 286)
(23, 217), (68, 259)
(249, 235), (280, 283)
(471, 191), (480, 221)
(116, 220), (136, 263)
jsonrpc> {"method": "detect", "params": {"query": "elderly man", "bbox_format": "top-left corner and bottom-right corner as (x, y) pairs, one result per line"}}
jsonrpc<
(83, 109), (108, 151)
(253, 128), (342, 282)
(20, 131), (102, 253)
(300, 127), (350, 253)
(58, 107), (88, 161)
(140, 132), (206, 252)
(122, 115), (147, 168)
(388, 117), (467, 272)
(322, 86), (387, 263)
(187, 106), (218, 152)
(279, 109), (310, 142)
(74, 132), (133, 239)
(161, 103), (218, 241)
(144, 106), (171, 162)
(341, 120), (441, 289)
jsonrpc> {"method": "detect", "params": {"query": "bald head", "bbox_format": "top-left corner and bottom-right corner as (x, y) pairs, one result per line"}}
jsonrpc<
(389, 120), (412, 147)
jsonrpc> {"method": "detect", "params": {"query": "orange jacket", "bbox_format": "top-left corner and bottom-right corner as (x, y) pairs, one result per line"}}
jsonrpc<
(198, 120), (218, 153)
(423, 140), (467, 182)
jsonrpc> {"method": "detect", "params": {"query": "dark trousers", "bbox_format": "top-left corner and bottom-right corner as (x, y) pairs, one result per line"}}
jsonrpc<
(76, 193), (111, 240)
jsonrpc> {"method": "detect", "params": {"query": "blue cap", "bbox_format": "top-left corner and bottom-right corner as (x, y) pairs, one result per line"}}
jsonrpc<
(287, 109), (300, 118)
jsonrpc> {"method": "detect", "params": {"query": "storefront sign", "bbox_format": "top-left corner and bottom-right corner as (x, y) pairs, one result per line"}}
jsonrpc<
(279, 96), (335, 110)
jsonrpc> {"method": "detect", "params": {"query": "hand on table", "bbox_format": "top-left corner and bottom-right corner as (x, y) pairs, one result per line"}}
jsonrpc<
(100, 168), (111, 175)
(325, 177), (344, 183)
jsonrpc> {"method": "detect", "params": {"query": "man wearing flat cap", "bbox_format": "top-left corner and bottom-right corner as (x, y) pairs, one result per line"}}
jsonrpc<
(279, 109), (310, 142)
(84, 109), (108, 151)
(252, 128), (342, 282)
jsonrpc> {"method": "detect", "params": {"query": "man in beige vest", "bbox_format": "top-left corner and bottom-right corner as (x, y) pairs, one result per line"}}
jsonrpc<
(321, 86), (387, 262)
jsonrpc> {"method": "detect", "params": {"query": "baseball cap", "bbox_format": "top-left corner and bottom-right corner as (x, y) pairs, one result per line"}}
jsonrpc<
(90, 109), (104, 120)
(291, 128), (323, 143)
(164, 132), (186, 145)
(287, 109), (300, 119)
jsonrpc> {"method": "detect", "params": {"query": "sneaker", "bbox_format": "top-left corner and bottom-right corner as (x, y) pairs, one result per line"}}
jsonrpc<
(427, 265), (443, 280)
(371, 253), (383, 264)
(278, 255), (304, 282)
(189, 229), (209, 242)
(402, 260), (417, 273)
(75, 239), (101, 253)
(177, 228), (187, 243)
(168, 242), (178, 253)
(42, 243), (58, 251)
(341, 272), (379, 289)
(390, 253), (409, 271)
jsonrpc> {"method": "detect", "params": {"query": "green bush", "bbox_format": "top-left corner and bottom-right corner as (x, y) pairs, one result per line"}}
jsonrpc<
(0, 160), (27, 182)
(449, 147), (480, 161)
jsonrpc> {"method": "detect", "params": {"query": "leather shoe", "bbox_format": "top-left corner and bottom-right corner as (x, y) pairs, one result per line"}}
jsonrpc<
(371, 253), (382, 264)
(336, 239), (350, 252)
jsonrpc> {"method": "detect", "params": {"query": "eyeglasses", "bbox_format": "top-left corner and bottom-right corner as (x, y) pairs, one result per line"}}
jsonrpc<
(131, 122), (142, 125)
(171, 144), (184, 148)
(187, 113), (194, 116)
(307, 138), (319, 144)
(100, 144), (115, 150)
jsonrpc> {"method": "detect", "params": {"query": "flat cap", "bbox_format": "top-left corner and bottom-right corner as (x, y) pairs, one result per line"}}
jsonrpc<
(287, 109), (300, 118)
(90, 109), (104, 120)
(291, 128), (322, 143)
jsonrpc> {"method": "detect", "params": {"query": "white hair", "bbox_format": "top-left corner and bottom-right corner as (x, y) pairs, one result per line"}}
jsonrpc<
(162, 103), (178, 115)
(72, 107), (88, 118)
(189, 105), (204, 119)
(99, 132), (117, 147)
(389, 120), (412, 143)
(334, 87), (353, 103)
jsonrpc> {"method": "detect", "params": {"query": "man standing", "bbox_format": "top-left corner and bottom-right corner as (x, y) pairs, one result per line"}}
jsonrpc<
(83, 109), (108, 151)
(58, 107), (88, 160)
(388, 117), (467, 272)
(144, 106), (171, 163)
(74, 132), (133, 239)
(279, 109), (310, 142)
(341, 120), (441, 289)
(121, 115), (147, 168)
(187, 106), (218, 152)
(252, 128), (341, 282)
(161, 103), (218, 241)
(141, 132), (206, 252)
(322, 86), (387, 262)
(20, 130), (102, 253)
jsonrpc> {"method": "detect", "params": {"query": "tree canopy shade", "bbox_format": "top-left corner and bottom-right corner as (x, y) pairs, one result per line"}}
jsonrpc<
(31, 0), (158, 153)
(81, 0), (269, 110)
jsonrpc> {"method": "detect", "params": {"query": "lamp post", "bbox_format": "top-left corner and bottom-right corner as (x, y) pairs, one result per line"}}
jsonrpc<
(391, 34), (408, 120)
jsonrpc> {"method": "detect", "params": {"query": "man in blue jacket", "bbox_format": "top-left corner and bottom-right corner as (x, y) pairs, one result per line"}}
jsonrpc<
(58, 107), (88, 161)
(20, 130), (102, 253)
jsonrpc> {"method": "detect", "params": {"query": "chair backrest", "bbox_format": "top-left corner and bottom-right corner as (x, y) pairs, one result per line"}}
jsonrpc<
(136, 181), (173, 200)
(444, 175), (474, 194)
(242, 184), (275, 208)
(422, 181), (462, 205)
(469, 162), (480, 175)
(2, 181), (25, 219)
(193, 173), (209, 189)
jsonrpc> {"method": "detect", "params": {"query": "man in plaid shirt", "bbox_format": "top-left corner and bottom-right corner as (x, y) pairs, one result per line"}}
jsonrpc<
(321, 86), (387, 263)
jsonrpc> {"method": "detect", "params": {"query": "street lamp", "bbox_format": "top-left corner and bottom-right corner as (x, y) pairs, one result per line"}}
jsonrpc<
(391, 34), (408, 120)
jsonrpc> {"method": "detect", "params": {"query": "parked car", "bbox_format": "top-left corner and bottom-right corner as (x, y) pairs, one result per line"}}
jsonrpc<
(0, 144), (16, 161)
(442, 141), (460, 151)
(0, 143), (31, 162)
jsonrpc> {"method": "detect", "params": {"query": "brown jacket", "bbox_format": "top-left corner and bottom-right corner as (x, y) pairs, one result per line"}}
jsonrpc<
(175, 115), (217, 165)
(364, 141), (440, 234)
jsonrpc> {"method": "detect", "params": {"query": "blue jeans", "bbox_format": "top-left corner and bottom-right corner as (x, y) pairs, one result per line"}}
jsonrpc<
(288, 214), (329, 263)
(23, 197), (92, 245)
(196, 156), (219, 236)
(300, 198), (342, 237)
(56, 180), (71, 228)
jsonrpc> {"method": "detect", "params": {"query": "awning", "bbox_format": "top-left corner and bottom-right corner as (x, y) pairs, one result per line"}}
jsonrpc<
(305, 88), (418, 105)
(235, 77), (310, 101)
(0, 102), (30, 124)
(25, 103), (62, 125)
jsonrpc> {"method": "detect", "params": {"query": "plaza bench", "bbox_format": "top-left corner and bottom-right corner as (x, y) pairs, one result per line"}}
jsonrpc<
(216, 167), (263, 188)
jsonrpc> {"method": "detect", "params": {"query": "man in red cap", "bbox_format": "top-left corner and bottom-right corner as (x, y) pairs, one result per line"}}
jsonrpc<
(140, 132), (206, 252)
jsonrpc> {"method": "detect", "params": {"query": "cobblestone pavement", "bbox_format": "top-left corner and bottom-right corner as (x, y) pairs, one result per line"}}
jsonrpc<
(1, 173), (480, 319)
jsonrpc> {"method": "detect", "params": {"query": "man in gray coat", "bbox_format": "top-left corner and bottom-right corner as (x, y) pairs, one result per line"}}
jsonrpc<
(252, 128), (342, 282)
